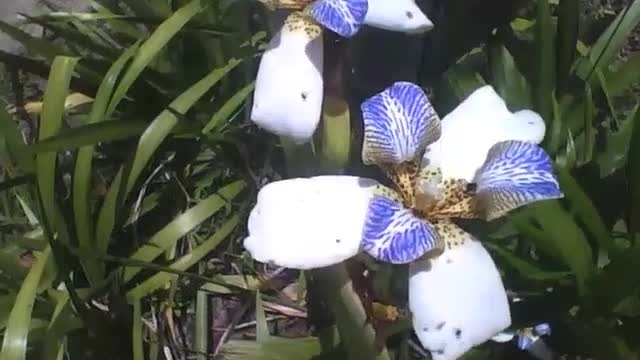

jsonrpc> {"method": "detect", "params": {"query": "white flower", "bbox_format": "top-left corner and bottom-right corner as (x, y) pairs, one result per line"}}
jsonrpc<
(244, 82), (563, 359)
(251, 0), (434, 142)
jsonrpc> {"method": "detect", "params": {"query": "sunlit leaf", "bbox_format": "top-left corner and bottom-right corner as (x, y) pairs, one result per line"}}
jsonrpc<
(36, 56), (79, 233)
(123, 180), (245, 281)
(0, 247), (51, 360)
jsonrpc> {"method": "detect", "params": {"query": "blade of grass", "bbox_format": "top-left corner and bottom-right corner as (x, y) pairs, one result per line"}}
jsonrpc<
(485, 242), (571, 281)
(513, 201), (594, 294)
(122, 180), (245, 281)
(106, 0), (210, 117)
(202, 81), (255, 133)
(36, 56), (79, 233)
(556, 167), (616, 255)
(0, 247), (51, 360)
(604, 52), (640, 97)
(28, 120), (148, 153)
(126, 214), (240, 301)
(576, 0), (640, 80)
(255, 291), (270, 342)
(73, 41), (141, 284)
(0, 21), (101, 85)
(95, 58), (241, 256)
(132, 297), (143, 360)
(88, 1), (144, 39)
(195, 285), (208, 360)
(122, 57), (242, 195)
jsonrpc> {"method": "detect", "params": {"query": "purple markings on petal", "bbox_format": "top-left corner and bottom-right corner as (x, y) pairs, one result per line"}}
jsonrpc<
(362, 195), (439, 263)
(361, 82), (440, 166)
(307, 0), (368, 37)
(473, 141), (563, 220)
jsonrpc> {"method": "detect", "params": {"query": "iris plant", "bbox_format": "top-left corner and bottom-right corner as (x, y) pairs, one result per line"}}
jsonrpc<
(251, 0), (433, 141)
(244, 82), (563, 360)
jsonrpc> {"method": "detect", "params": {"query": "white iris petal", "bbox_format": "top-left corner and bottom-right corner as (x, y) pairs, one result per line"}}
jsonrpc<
(251, 12), (324, 142)
(409, 231), (511, 360)
(244, 176), (379, 269)
(423, 85), (546, 182)
(364, 0), (434, 34)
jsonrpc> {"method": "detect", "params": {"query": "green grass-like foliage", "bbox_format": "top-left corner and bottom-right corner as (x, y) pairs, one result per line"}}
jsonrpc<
(0, 0), (639, 359)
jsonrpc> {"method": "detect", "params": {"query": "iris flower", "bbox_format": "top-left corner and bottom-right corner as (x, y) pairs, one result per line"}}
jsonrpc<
(244, 82), (563, 359)
(251, 0), (433, 141)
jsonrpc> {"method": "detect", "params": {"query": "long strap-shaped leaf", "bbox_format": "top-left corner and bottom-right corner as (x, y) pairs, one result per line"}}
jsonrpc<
(122, 180), (246, 282)
(95, 57), (242, 256)
(126, 214), (241, 301)
(0, 247), (52, 360)
(36, 56), (79, 234)
(105, 0), (209, 117)
(73, 41), (141, 284)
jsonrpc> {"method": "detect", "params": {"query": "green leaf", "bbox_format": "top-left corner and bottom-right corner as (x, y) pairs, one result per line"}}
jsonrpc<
(124, 57), (242, 196)
(593, 242), (640, 311)
(255, 291), (270, 343)
(533, 0), (555, 124)
(0, 21), (101, 85)
(95, 58), (241, 255)
(576, 0), (640, 80)
(569, 319), (636, 359)
(581, 83), (596, 165)
(313, 265), (391, 360)
(0, 106), (33, 174)
(41, 292), (83, 360)
(485, 242), (571, 281)
(28, 120), (148, 153)
(122, 180), (245, 281)
(556, 0), (579, 95)
(221, 337), (324, 360)
(72, 40), (142, 285)
(513, 201), (594, 293)
(597, 103), (639, 177)
(106, 0), (209, 116)
(36, 56), (79, 232)
(202, 81), (255, 133)
(132, 297), (143, 360)
(604, 51), (640, 97)
(488, 40), (532, 110)
(0, 20), (72, 60)
(0, 248), (28, 282)
(194, 288), (208, 360)
(126, 214), (240, 300)
(556, 167), (616, 254)
(0, 247), (51, 360)
(628, 102), (640, 234)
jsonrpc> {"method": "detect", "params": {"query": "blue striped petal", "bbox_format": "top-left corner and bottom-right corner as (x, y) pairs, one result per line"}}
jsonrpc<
(516, 335), (534, 351)
(361, 82), (440, 166)
(306, 0), (368, 37)
(474, 141), (563, 220)
(362, 195), (440, 264)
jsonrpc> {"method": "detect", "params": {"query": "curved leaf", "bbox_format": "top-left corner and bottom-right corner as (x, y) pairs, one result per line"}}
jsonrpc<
(0, 247), (51, 360)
